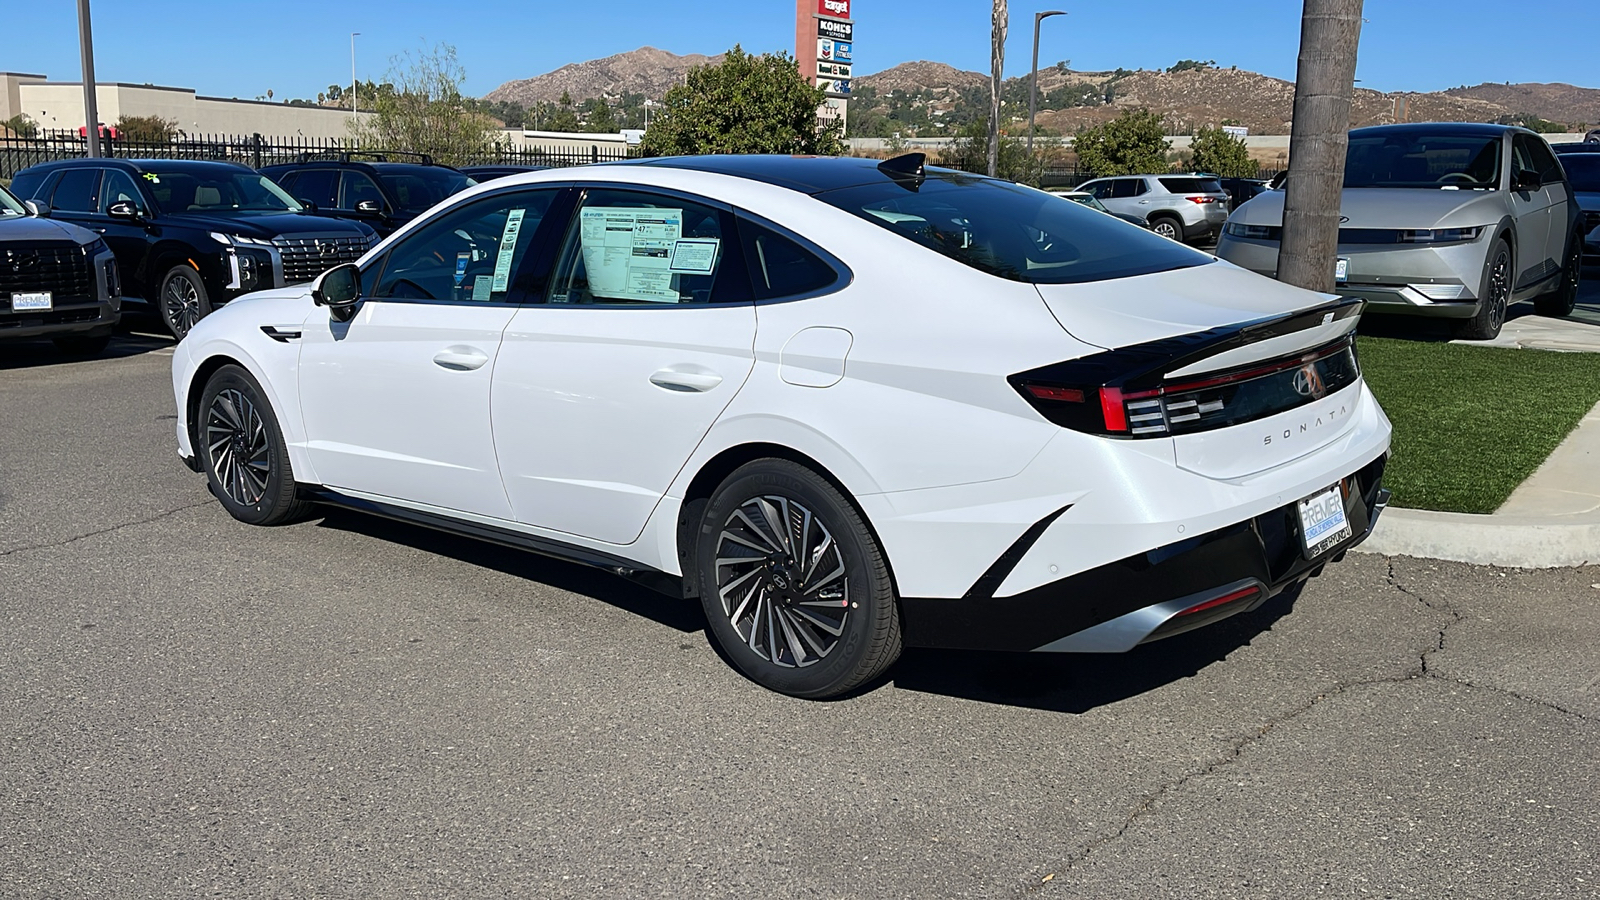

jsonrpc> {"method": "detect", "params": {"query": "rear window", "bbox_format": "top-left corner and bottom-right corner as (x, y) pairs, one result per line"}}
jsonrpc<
(814, 171), (1211, 285)
(1159, 177), (1223, 194)
(1560, 154), (1600, 193)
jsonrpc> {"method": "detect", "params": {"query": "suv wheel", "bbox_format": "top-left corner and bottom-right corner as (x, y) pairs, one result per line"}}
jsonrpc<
(1149, 214), (1182, 242)
(696, 459), (901, 699)
(160, 264), (212, 340)
(1534, 231), (1582, 318)
(1456, 238), (1512, 341)
(198, 365), (312, 526)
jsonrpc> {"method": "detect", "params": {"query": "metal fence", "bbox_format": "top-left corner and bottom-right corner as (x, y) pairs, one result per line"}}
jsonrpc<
(0, 130), (634, 179)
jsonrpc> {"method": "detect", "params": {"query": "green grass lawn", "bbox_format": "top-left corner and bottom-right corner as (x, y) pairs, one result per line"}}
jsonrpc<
(1357, 336), (1600, 513)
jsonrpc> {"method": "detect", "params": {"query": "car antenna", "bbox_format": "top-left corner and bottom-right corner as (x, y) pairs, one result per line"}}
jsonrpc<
(877, 152), (926, 189)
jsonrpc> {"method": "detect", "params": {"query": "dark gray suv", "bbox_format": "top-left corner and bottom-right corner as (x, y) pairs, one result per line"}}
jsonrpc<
(0, 183), (120, 355)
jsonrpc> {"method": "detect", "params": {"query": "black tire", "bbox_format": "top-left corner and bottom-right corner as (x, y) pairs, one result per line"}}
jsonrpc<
(52, 333), (111, 356)
(1455, 238), (1512, 341)
(1149, 214), (1183, 242)
(1535, 231), (1582, 318)
(197, 364), (312, 526)
(696, 459), (901, 699)
(159, 264), (212, 341)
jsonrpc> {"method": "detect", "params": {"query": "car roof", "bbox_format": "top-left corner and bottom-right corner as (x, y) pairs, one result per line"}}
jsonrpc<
(1349, 122), (1524, 139)
(1553, 142), (1600, 154)
(22, 157), (253, 175)
(619, 154), (969, 195)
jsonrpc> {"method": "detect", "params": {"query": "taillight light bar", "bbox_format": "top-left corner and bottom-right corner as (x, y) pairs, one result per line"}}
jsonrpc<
(1186, 196), (1220, 204)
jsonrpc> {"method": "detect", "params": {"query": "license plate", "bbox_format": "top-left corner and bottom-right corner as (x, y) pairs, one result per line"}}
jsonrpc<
(1334, 258), (1349, 283)
(1297, 485), (1353, 559)
(11, 291), (51, 311)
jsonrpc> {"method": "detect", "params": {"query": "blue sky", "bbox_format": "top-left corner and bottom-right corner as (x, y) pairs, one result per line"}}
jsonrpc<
(6, 1), (1597, 101)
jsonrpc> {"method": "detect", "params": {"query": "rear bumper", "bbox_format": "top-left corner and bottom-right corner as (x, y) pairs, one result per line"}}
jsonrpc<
(900, 454), (1389, 653)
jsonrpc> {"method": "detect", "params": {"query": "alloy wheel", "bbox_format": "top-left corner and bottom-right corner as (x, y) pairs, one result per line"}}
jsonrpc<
(1486, 249), (1510, 333)
(1152, 220), (1179, 240)
(205, 388), (272, 506)
(713, 495), (850, 668)
(164, 274), (203, 337)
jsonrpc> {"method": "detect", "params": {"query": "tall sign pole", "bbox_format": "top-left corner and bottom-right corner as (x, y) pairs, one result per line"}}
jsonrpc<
(798, 0), (854, 137)
(77, 0), (102, 157)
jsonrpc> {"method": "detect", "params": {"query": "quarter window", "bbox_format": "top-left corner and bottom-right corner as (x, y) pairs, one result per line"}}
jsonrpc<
(738, 217), (840, 300)
(50, 168), (102, 212)
(368, 189), (560, 303)
(546, 189), (746, 305)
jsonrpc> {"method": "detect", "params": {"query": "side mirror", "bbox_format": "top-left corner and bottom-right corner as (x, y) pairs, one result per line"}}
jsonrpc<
(355, 199), (384, 215)
(1513, 169), (1541, 192)
(107, 200), (143, 220)
(311, 263), (362, 322)
(298, 198), (319, 212)
(23, 199), (48, 218)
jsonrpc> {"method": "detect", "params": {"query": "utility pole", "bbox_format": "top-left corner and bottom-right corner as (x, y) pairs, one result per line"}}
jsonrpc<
(1278, 0), (1364, 292)
(77, 0), (101, 157)
(988, 0), (1008, 177)
(1028, 11), (1066, 158)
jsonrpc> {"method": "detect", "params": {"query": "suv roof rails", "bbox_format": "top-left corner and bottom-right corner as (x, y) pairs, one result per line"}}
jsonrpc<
(292, 150), (437, 166)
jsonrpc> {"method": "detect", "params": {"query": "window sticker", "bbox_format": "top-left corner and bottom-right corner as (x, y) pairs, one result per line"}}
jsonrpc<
(668, 238), (720, 274)
(490, 208), (526, 292)
(578, 206), (684, 302)
(471, 275), (493, 302)
(455, 251), (471, 287)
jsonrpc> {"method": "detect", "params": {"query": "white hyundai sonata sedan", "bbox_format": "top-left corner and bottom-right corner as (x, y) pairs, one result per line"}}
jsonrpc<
(171, 154), (1392, 698)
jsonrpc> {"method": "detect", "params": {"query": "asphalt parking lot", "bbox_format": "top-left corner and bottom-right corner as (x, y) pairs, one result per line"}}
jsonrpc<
(3, 318), (1598, 899)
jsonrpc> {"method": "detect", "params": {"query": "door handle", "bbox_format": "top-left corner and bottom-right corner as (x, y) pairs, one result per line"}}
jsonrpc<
(649, 368), (723, 392)
(433, 345), (490, 371)
(91, 227), (107, 233)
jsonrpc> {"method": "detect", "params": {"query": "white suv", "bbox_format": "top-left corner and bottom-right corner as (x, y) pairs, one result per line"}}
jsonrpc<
(1077, 174), (1231, 244)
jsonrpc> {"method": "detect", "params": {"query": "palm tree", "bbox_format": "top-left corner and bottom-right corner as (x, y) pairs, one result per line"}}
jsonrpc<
(1278, 0), (1364, 291)
(988, 0), (1007, 177)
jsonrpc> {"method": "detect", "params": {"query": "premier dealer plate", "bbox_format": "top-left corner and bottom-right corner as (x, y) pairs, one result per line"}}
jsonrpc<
(1297, 484), (1352, 558)
(11, 291), (51, 311)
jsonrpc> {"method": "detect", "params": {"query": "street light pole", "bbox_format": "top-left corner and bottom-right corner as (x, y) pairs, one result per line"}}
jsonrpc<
(1028, 10), (1067, 158)
(351, 32), (360, 120)
(77, 0), (101, 157)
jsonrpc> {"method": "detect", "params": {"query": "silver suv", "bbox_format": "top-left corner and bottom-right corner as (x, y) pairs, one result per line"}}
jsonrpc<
(1217, 123), (1584, 340)
(1075, 174), (1230, 244)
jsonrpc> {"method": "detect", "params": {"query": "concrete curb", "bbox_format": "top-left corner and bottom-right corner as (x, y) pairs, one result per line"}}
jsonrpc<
(1353, 507), (1600, 568)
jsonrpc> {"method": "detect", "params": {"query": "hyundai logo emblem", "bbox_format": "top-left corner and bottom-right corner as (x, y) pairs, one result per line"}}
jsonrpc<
(1292, 363), (1327, 399)
(317, 240), (338, 258)
(4, 249), (39, 271)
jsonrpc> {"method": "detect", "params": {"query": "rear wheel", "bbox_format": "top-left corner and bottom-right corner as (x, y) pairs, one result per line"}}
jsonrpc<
(1149, 215), (1182, 242)
(696, 459), (901, 699)
(1534, 231), (1582, 318)
(1455, 238), (1511, 341)
(160, 264), (212, 341)
(197, 365), (312, 526)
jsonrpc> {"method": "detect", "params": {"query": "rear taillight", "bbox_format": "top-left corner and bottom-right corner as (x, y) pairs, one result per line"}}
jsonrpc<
(1186, 196), (1220, 204)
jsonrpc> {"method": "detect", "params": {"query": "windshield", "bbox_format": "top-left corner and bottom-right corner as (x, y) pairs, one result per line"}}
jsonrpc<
(0, 184), (26, 216)
(378, 169), (475, 215)
(817, 170), (1212, 284)
(1344, 132), (1502, 189)
(1560, 154), (1600, 193)
(145, 170), (304, 215)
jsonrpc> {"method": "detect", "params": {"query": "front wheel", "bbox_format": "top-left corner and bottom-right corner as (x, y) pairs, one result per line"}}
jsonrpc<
(160, 264), (212, 341)
(197, 365), (312, 526)
(696, 459), (901, 699)
(1534, 231), (1582, 318)
(1455, 238), (1512, 341)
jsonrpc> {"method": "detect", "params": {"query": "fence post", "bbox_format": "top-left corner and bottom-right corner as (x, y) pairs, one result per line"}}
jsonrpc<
(252, 133), (263, 169)
(591, 146), (599, 163)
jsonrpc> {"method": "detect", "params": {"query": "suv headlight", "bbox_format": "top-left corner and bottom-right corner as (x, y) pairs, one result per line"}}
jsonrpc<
(1396, 227), (1484, 244)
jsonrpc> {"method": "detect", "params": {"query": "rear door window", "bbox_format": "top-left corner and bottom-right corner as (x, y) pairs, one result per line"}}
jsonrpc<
(1109, 179), (1142, 199)
(50, 168), (103, 212)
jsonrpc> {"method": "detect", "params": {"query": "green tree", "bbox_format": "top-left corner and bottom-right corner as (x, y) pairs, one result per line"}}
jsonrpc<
(1189, 125), (1258, 176)
(944, 118), (1058, 184)
(349, 43), (497, 166)
(1072, 109), (1172, 176)
(1166, 59), (1216, 74)
(583, 97), (618, 133)
(545, 91), (580, 132)
(114, 115), (178, 141)
(2, 113), (38, 137)
(640, 45), (842, 156)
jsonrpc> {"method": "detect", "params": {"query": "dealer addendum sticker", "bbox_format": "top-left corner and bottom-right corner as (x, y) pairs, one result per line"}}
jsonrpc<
(1298, 485), (1352, 558)
(11, 292), (51, 311)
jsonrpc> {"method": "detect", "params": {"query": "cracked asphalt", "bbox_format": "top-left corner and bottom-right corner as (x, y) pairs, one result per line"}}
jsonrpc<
(3, 331), (1598, 899)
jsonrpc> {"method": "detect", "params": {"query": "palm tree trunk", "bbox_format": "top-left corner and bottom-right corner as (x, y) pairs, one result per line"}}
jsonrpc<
(1279, 0), (1364, 292)
(988, 0), (1007, 178)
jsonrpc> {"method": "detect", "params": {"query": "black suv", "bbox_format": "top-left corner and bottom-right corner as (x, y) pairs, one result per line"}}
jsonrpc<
(10, 159), (376, 339)
(0, 183), (121, 354)
(261, 152), (475, 238)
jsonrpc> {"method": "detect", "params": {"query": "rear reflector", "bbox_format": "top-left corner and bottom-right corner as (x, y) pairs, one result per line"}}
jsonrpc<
(1025, 384), (1085, 403)
(1176, 585), (1261, 617)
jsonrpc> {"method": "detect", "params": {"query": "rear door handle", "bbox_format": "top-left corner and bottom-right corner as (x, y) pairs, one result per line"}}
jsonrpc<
(649, 368), (723, 392)
(433, 345), (490, 371)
